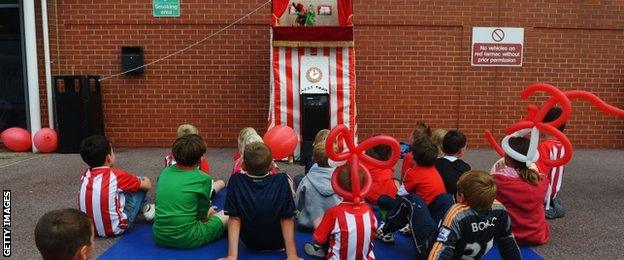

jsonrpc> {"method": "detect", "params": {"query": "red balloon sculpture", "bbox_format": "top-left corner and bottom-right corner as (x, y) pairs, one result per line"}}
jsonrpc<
(325, 124), (401, 203)
(486, 83), (624, 167)
(1, 127), (32, 152)
(33, 128), (58, 153)
(263, 125), (299, 159)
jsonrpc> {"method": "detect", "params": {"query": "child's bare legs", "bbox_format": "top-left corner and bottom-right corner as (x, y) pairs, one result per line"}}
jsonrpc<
(214, 210), (229, 231)
(213, 180), (226, 193)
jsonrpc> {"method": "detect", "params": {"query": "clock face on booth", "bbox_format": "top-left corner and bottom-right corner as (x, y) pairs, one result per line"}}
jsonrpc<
(306, 67), (323, 83)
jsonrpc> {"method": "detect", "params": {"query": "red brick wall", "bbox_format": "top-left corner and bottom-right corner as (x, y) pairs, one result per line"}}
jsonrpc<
(36, 0), (624, 148)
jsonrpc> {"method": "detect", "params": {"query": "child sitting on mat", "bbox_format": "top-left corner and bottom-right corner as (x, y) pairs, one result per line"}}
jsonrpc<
(224, 142), (300, 259)
(364, 144), (399, 204)
(491, 137), (550, 246)
(35, 208), (95, 260)
(400, 121), (432, 176)
(78, 135), (154, 237)
(153, 134), (229, 249)
(294, 129), (330, 188)
(232, 127), (258, 163)
(165, 124), (225, 193)
(231, 131), (280, 175)
(295, 142), (340, 231)
(434, 130), (471, 196)
(377, 171), (521, 259)
(303, 129), (330, 174)
(304, 165), (377, 259)
(377, 141), (449, 241)
(403, 141), (447, 205)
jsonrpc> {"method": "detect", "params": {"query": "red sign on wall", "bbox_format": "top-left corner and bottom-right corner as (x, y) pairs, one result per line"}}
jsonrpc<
(472, 43), (523, 66)
(471, 27), (524, 67)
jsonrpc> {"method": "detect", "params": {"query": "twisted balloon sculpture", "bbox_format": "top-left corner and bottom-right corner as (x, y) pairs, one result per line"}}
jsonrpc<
(486, 83), (624, 167)
(325, 124), (401, 203)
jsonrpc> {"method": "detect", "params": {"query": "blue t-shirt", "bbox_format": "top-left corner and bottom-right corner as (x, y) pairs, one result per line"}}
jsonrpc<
(224, 173), (296, 250)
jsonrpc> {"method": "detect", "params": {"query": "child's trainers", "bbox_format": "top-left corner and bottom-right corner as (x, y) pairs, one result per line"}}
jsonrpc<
(304, 242), (325, 258)
(142, 203), (155, 222)
(545, 207), (558, 219)
(376, 223), (395, 244)
(552, 198), (565, 218)
(545, 199), (565, 219)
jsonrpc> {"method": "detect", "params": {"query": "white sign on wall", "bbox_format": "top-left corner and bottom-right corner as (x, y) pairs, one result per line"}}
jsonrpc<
(471, 27), (524, 67)
(300, 56), (330, 94)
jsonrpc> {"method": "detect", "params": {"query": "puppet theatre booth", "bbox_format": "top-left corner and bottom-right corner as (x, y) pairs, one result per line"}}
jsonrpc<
(269, 0), (356, 164)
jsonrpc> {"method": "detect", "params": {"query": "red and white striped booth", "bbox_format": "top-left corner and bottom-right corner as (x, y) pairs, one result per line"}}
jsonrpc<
(269, 0), (355, 157)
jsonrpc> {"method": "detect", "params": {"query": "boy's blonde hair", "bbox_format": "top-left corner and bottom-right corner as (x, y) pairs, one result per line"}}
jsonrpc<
(241, 134), (264, 156)
(237, 127), (258, 151)
(313, 129), (337, 167)
(430, 129), (448, 156)
(312, 142), (329, 167)
(177, 124), (199, 138)
(313, 129), (330, 147)
(457, 170), (497, 212)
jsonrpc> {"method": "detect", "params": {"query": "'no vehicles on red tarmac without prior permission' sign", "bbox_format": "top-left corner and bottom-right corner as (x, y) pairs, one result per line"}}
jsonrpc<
(471, 27), (524, 67)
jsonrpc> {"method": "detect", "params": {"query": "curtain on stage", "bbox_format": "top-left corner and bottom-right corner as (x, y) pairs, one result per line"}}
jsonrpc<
(272, 0), (291, 26)
(337, 0), (353, 26)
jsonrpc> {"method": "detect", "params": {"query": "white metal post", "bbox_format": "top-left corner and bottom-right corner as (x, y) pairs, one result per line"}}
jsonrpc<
(41, 0), (54, 130)
(23, 0), (41, 152)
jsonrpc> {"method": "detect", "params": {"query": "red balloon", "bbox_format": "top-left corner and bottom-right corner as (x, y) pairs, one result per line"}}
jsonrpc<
(263, 125), (298, 159)
(1, 127), (32, 152)
(325, 124), (401, 203)
(34, 128), (58, 153)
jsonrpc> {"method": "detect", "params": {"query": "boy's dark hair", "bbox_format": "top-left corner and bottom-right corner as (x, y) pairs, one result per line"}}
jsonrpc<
(456, 171), (497, 212)
(243, 142), (273, 176)
(542, 107), (566, 131)
(412, 141), (438, 167)
(35, 208), (92, 260)
(442, 130), (467, 155)
(366, 144), (392, 161)
(80, 135), (112, 168)
(337, 165), (366, 192)
(506, 137), (541, 186)
(172, 134), (207, 166)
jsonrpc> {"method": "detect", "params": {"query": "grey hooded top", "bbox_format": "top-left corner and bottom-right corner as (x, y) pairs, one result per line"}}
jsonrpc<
(295, 164), (342, 229)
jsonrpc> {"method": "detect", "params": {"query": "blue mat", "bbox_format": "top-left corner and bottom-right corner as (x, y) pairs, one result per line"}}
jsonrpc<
(99, 190), (542, 260)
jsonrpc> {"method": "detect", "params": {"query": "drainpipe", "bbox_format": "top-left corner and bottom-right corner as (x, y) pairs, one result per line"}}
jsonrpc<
(23, 0), (41, 152)
(41, 0), (54, 130)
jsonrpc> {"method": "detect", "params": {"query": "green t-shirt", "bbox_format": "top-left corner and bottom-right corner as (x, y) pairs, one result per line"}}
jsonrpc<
(152, 165), (224, 249)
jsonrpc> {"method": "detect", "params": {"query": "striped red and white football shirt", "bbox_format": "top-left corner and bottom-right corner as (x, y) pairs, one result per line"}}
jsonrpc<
(313, 202), (377, 260)
(78, 167), (140, 237)
(536, 138), (566, 208)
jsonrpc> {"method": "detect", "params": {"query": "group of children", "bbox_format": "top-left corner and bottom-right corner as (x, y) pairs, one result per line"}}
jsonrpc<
(34, 107), (569, 259)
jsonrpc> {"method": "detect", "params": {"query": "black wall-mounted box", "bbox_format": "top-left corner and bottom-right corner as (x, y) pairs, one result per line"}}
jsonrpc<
(121, 46), (144, 74)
